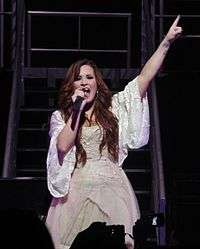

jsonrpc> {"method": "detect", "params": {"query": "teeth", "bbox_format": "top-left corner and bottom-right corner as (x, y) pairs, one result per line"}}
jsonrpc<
(84, 88), (90, 93)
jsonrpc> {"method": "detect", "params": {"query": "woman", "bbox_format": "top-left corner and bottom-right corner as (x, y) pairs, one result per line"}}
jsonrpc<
(45, 16), (182, 249)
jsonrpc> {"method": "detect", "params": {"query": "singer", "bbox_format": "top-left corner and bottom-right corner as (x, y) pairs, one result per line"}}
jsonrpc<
(45, 16), (182, 249)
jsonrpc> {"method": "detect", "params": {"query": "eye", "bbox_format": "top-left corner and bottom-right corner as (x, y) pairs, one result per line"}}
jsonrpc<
(75, 75), (82, 81)
(86, 75), (94, 79)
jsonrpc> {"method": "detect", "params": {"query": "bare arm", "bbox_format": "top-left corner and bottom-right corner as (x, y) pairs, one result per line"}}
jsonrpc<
(137, 15), (182, 97)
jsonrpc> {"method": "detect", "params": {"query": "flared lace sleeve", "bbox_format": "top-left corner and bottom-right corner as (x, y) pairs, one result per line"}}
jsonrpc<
(46, 110), (76, 198)
(112, 76), (150, 166)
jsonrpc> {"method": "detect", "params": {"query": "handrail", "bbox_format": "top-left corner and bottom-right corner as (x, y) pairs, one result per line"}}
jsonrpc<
(151, 1), (167, 245)
(141, 0), (166, 245)
(26, 11), (132, 67)
(0, 0), (15, 68)
(27, 11), (132, 17)
(0, 11), (12, 15)
(0, 0), (4, 67)
(3, 0), (25, 177)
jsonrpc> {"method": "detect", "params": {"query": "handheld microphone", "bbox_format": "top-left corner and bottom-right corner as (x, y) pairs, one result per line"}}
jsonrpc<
(71, 95), (84, 130)
(73, 95), (84, 112)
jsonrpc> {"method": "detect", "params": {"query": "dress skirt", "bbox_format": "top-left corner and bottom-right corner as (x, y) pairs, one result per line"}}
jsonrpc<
(46, 158), (140, 249)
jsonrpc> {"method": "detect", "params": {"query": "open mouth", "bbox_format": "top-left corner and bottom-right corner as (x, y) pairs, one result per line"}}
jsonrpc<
(83, 87), (90, 98)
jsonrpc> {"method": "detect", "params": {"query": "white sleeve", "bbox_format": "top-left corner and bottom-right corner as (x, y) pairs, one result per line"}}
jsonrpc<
(46, 110), (76, 198)
(112, 76), (150, 154)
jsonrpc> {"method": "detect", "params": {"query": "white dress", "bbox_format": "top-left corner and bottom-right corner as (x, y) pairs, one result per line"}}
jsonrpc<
(45, 77), (150, 249)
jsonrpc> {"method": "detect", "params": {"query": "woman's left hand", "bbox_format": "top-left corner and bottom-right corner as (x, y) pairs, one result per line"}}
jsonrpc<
(165, 15), (183, 44)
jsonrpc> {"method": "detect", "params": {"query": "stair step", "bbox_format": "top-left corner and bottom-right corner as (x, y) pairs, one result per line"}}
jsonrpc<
(20, 108), (55, 112)
(23, 90), (58, 108)
(16, 150), (46, 165)
(25, 89), (58, 93)
(23, 78), (50, 90)
(17, 168), (46, 172)
(125, 169), (151, 173)
(171, 194), (200, 203)
(18, 129), (49, 148)
(19, 109), (54, 128)
(123, 146), (151, 169)
(18, 128), (48, 131)
(175, 182), (200, 195)
(17, 148), (47, 152)
(126, 171), (151, 191)
(17, 169), (46, 177)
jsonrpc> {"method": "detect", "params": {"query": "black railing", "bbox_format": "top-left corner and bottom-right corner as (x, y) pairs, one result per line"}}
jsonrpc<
(26, 11), (132, 67)
(0, 0), (12, 67)
(3, 0), (25, 177)
(141, 0), (166, 245)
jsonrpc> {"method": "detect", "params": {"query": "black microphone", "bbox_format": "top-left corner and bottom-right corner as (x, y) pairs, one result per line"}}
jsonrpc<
(71, 95), (84, 130)
(72, 95), (84, 112)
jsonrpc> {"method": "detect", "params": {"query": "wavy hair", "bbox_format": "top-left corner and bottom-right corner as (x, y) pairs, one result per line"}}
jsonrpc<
(58, 59), (118, 165)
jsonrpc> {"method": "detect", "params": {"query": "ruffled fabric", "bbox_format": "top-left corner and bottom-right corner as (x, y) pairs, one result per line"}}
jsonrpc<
(112, 76), (150, 165)
(46, 76), (149, 197)
(46, 157), (140, 249)
(46, 111), (76, 197)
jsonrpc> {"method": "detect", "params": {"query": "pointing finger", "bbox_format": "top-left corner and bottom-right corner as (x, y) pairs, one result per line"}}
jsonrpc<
(171, 15), (180, 28)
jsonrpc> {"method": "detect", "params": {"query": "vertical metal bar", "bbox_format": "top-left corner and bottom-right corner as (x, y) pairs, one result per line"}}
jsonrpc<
(20, 3), (25, 106)
(78, 15), (81, 49)
(152, 0), (166, 245)
(21, 4), (25, 69)
(11, 0), (16, 69)
(27, 13), (32, 66)
(0, 0), (4, 67)
(158, 199), (166, 245)
(159, 0), (164, 42)
(127, 15), (131, 68)
(152, 0), (156, 51)
(141, 0), (146, 66)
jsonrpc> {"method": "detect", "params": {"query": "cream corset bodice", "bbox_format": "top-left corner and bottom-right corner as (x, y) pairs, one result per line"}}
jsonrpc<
(80, 125), (109, 161)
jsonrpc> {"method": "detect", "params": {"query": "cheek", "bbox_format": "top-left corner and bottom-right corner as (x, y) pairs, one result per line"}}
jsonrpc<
(73, 82), (82, 91)
(92, 81), (97, 91)
(73, 82), (79, 88)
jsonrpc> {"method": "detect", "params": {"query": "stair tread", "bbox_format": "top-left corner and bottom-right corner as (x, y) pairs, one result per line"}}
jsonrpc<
(18, 128), (48, 131)
(20, 108), (55, 112)
(125, 169), (151, 173)
(17, 169), (46, 172)
(0, 177), (46, 181)
(25, 89), (58, 93)
(17, 148), (47, 152)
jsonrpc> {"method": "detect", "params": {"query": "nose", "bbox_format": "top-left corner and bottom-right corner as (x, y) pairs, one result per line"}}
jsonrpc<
(80, 81), (87, 87)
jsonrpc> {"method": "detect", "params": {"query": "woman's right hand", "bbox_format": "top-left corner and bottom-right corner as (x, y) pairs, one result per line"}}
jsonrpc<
(71, 88), (87, 112)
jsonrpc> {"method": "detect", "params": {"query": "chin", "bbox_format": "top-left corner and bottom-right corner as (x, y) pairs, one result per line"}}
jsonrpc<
(88, 96), (95, 103)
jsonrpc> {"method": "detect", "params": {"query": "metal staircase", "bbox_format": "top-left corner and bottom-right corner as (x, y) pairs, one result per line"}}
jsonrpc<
(153, 0), (200, 246)
(1, 0), (167, 246)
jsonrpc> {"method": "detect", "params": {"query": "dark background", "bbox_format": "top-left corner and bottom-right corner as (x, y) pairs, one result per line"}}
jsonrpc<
(1, 0), (199, 188)
(0, 0), (200, 246)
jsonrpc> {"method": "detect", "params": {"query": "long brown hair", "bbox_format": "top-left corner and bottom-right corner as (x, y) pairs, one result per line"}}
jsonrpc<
(58, 59), (118, 165)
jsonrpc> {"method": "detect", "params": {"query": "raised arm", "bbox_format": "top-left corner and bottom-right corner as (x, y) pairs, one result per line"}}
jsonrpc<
(137, 15), (182, 97)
